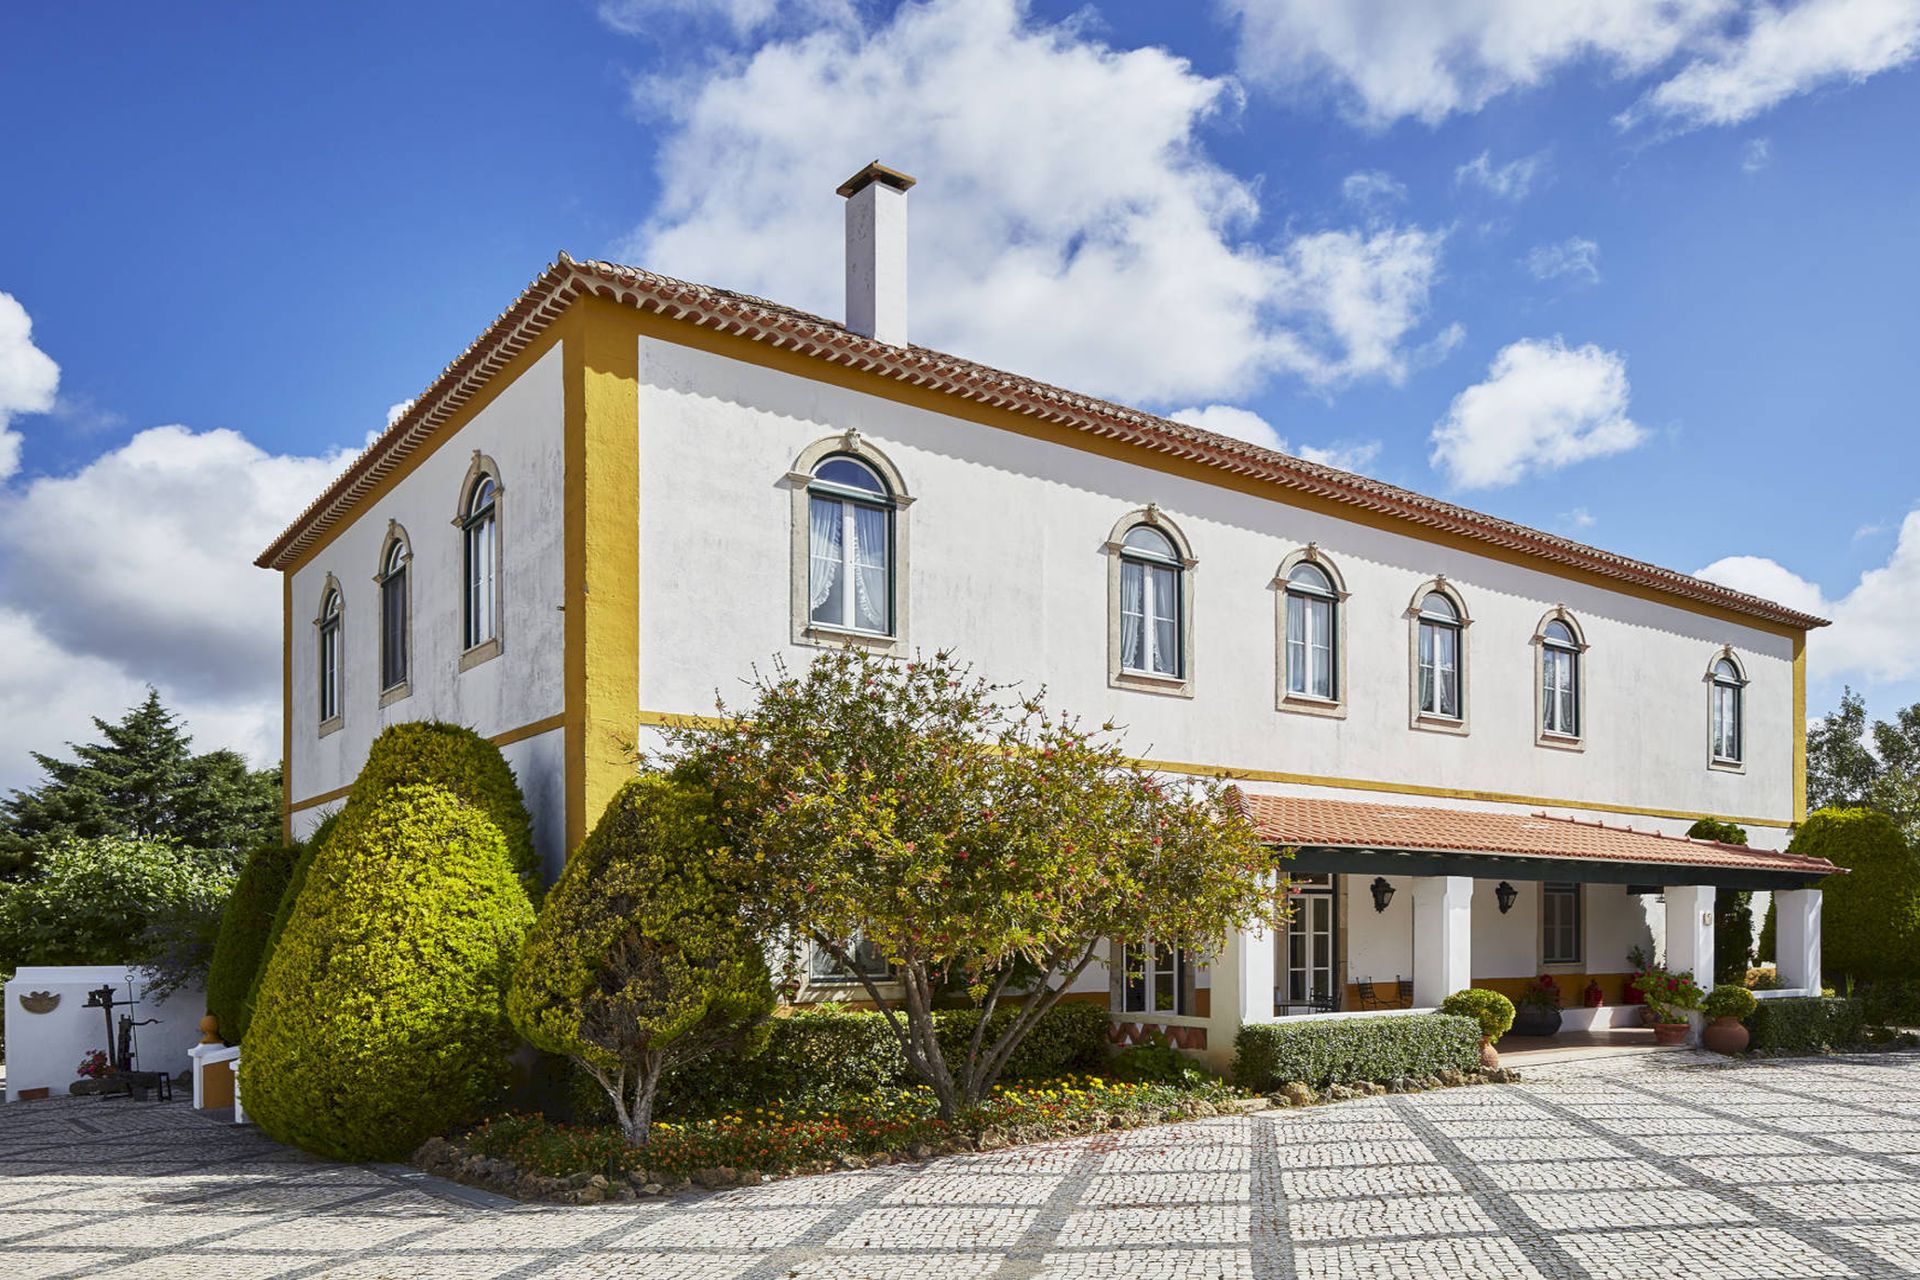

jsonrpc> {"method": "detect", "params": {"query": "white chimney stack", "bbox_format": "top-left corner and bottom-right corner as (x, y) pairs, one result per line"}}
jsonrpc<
(838, 161), (915, 346)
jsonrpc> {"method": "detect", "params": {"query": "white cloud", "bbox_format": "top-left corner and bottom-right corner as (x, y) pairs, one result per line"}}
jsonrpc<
(1429, 337), (1648, 489)
(1526, 237), (1602, 284)
(1341, 169), (1408, 211)
(1221, 0), (1918, 131)
(1743, 136), (1774, 171)
(615, 0), (1455, 404)
(1221, 0), (1733, 126)
(1562, 506), (1598, 530)
(597, 0), (856, 38)
(1627, 0), (1920, 129)
(385, 399), (414, 427)
(0, 291), (60, 482)
(1455, 150), (1547, 201)
(1169, 404), (1382, 474)
(0, 417), (353, 791)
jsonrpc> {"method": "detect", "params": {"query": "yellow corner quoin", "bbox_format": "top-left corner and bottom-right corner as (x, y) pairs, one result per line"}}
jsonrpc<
(565, 298), (642, 853)
(280, 572), (293, 842)
(1793, 635), (1808, 823)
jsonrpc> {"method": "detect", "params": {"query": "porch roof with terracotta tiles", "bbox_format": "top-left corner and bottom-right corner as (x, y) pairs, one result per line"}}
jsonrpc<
(1242, 792), (1840, 883)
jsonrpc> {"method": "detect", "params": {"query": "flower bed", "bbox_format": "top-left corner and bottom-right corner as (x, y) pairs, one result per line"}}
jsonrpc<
(418, 1076), (1248, 1202)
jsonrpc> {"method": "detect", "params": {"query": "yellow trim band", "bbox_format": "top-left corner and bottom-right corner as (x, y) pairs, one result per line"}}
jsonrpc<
(284, 712), (569, 814)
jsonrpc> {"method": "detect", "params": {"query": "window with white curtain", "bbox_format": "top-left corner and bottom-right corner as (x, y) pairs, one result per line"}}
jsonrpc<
(1541, 619), (1579, 738)
(380, 538), (409, 691)
(463, 474), (498, 650)
(1119, 525), (1181, 677)
(1542, 882), (1582, 965)
(1285, 561), (1337, 700)
(318, 588), (342, 723)
(1417, 591), (1462, 718)
(808, 457), (892, 635)
(1712, 657), (1744, 763)
(1117, 941), (1193, 1015)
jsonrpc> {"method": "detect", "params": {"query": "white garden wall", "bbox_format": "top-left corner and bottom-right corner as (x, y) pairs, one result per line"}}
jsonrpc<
(4, 968), (204, 1102)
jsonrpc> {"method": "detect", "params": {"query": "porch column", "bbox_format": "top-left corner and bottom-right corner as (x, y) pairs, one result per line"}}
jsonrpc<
(1205, 881), (1277, 1070)
(1664, 885), (1716, 982)
(1774, 888), (1823, 993)
(1411, 876), (1472, 1007)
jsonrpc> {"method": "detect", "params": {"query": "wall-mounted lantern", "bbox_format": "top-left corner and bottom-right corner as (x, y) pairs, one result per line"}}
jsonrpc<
(1495, 881), (1518, 914)
(1369, 877), (1396, 913)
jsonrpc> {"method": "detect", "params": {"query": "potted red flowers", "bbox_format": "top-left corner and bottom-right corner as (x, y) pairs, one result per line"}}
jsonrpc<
(1511, 975), (1564, 1036)
(1633, 966), (1702, 1044)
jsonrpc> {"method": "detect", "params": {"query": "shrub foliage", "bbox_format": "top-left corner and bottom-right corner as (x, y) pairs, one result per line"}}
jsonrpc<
(203, 842), (300, 1043)
(1789, 807), (1920, 986)
(1743, 995), (1868, 1054)
(1232, 1014), (1481, 1091)
(346, 722), (538, 883)
(240, 784), (534, 1161)
(1438, 988), (1516, 1043)
(510, 775), (774, 1144)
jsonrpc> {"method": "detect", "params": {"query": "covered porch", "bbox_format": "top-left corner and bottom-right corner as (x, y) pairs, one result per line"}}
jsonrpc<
(1118, 795), (1839, 1073)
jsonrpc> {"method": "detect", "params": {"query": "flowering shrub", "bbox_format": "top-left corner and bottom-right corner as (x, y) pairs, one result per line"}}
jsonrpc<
(76, 1049), (110, 1079)
(1633, 966), (1703, 1023)
(1518, 975), (1562, 1009)
(463, 1076), (1237, 1180)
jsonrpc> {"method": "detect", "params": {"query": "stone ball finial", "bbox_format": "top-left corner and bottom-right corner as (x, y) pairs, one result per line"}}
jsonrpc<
(199, 1013), (222, 1045)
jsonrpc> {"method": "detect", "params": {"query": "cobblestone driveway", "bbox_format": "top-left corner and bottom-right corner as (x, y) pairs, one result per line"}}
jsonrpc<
(7, 1052), (1920, 1278)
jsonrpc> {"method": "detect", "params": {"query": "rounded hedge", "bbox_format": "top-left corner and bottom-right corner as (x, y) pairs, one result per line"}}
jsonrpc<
(1702, 985), (1758, 1020)
(203, 841), (301, 1043)
(1789, 807), (1920, 985)
(240, 783), (534, 1161)
(346, 722), (537, 884)
(1438, 988), (1516, 1043)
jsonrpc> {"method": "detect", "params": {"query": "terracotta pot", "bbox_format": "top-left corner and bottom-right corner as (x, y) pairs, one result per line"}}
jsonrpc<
(1701, 1015), (1750, 1056)
(1479, 1037), (1501, 1068)
(1651, 1021), (1690, 1046)
(18, 1087), (49, 1101)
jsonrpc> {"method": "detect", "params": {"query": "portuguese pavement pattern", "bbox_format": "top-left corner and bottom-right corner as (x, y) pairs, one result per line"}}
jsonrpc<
(6, 1051), (1920, 1278)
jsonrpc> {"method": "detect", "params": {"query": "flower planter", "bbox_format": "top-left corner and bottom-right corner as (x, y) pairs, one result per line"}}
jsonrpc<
(1701, 1015), (1750, 1055)
(18, 1087), (49, 1101)
(1479, 1037), (1501, 1069)
(1511, 1004), (1562, 1037)
(1651, 1021), (1690, 1046)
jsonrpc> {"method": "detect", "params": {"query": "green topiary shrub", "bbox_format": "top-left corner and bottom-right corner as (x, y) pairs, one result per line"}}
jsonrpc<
(934, 1000), (1110, 1083)
(1702, 985), (1758, 1020)
(509, 775), (774, 1144)
(1789, 808), (1920, 986)
(1232, 1014), (1481, 1091)
(345, 722), (537, 884)
(1439, 989), (1516, 1043)
(1744, 995), (1868, 1054)
(203, 841), (301, 1043)
(240, 784), (534, 1161)
(1108, 1036), (1211, 1086)
(1855, 980), (1920, 1028)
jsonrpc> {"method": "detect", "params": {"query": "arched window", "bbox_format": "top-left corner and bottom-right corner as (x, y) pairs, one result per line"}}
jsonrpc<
(808, 456), (893, 635)
(1285, 560), (1338, 701)
(317, 586), (342, 726)
(1415, 589), (1463, 720)
(1711, 655), (1745, 764)
(378, 532), (410, 693)
(1119, 524), (1183, 678)
(1540, 618), (1580, 739)
(462, 473), (498, 651)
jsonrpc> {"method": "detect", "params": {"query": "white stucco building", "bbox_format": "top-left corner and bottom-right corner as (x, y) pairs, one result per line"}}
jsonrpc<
(258, 163), (1838, 1066)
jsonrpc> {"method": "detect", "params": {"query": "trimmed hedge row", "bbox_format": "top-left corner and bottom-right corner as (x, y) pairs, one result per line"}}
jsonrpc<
(1232, 1014), (1481, 1091)
(203, 841), (301, 1043)
(934, 1000), (1111, 1083)
(1744, 996), (1868, 1054)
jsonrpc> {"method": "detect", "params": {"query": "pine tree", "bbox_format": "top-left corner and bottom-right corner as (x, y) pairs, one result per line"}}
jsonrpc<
(0, 689), (279, 878)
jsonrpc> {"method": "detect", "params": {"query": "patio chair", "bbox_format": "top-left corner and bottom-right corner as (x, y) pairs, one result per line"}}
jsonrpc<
(1308, 988), (1339, 1014)
(1395, 977), (1414, 1007)
(1354, 978), (1381, 1010)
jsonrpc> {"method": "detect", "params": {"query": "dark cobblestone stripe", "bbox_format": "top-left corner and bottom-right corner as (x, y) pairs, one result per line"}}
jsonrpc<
(990, 1140), (1112, 1279)
(1247, 1112), (1296, 1280)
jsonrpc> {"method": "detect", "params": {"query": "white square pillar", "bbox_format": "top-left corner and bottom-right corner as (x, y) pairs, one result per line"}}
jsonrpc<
(1664, 885), (1716, 983)
(1774, 888), (1823, 993)
(1204, 909), (1277, 1074)
(1412, 876), (1473, 1008)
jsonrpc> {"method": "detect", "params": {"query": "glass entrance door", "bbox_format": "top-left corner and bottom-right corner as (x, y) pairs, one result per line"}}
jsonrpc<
(1283, 876), (1337, 1009)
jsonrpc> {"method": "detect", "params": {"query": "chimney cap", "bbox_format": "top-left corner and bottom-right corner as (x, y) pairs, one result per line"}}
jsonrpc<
(837, 161), (917, 199)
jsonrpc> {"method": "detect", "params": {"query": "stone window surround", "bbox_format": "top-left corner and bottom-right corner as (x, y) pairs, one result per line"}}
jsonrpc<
(1707, 645), (1748, 774)
(786, 429), (914, 659)
(374, 520), (414, 707)
(1406, 577), (1471, 736)
(453, 450), (505, 672)
(1106, 505), (1197, 699)
(314, 573), (344, 738)
(1274, 544), (1349, 720)
(1531, 606), (1588, 752)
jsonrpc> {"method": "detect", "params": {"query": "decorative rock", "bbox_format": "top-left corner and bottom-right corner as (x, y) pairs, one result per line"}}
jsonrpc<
(691, 1166), (738, 1189)
(1282, 1082), (1314, 1107)
(736, 1170), (764, 1186)
(908, 1143), (932, 1161)
(837, 1153), (868, 1170)
(575, 1185), (605, 1204)
(415, 1137), (452, 1169)
(1437, 1069), (1464, 1088)
(640, 1182), (665, 1196)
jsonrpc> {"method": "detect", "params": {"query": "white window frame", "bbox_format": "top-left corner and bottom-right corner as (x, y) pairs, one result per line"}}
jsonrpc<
(1540, 881), (1583, 967)
(1119, 528), (1182, 679)
(1534, 609), (1587, 749)
(1408, 580), (1470, 733)
(1115, 940), (1196, 1017)
(787, 432), (913, 657)
(1709, 651), (1746, 768)
(376, 525), (412, 703)
(453, 451), (505, 672)
(1277, 549), (1346, 717)
(315, 578), (343, 736)
(807, 457), (894, 637)
(1106, 508), (1196, 698)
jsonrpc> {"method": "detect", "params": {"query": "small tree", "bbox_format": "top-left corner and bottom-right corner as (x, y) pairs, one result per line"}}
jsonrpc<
(671, 648), (1284, 1120)
(1790, 807), (1920, 986)
(1687, 818), (1752, 984)
(0, 837), (234, 974)
(509, 774), (774, 1145)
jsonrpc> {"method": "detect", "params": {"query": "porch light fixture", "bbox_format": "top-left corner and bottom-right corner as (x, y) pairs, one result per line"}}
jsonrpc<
(1369, 877), (1395, 913)
(1495, 881), (1518, 914)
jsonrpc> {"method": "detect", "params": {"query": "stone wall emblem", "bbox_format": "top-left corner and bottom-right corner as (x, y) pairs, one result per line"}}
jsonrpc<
(18, 990), (60, 1014)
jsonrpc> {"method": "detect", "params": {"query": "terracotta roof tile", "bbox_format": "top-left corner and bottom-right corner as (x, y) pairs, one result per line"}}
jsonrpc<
(253, 256), (1829, 634)
(1243, 792), (1838, 878)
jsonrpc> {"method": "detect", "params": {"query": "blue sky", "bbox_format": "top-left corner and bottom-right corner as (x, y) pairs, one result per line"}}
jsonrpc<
(0, 0), (1916, 787)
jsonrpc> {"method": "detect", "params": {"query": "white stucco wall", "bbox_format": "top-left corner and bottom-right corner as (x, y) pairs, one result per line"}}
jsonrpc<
(286, 344), (568, 868)
(4, 969), (205, 1102)
(632, 336), (1797, 827)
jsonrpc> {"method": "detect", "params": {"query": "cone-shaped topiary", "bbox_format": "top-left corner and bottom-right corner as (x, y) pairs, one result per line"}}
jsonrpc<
(509, 773), (774, 1145)
(240, 783), (534, 1161)
(1790, 806), (1920, 986)
(203, 841), (301, 1043)
(240, 806), (341, 1039)
(345, 722), (537, 884)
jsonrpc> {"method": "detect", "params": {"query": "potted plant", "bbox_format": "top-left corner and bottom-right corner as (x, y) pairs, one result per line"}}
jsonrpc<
(1511, 974), (1564, 1036)
(1701, 985), (1758, 1054)
(1440, 987), (1517, 1067)
(1623, 946), (1649, 1007)
(1634, 966), (1702, 1044)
